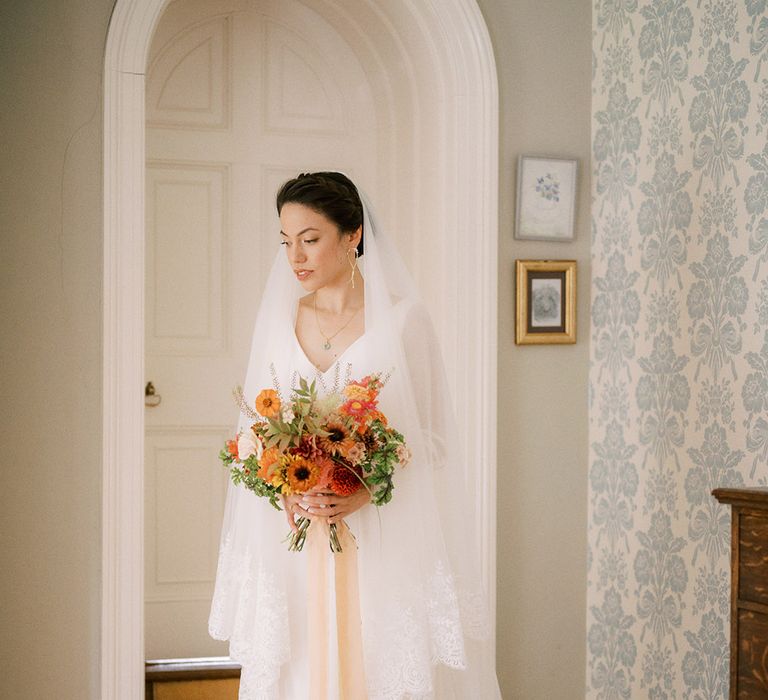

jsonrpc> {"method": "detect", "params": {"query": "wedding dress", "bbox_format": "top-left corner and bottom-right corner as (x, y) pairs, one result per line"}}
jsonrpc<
(208, 191), (501, 699)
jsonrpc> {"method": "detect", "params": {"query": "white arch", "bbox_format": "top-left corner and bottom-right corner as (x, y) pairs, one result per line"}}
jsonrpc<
(102, 0), (499, 696)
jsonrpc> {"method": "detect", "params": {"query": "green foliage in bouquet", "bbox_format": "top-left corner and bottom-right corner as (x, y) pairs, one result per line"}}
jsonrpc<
(218, 371), (411, 550)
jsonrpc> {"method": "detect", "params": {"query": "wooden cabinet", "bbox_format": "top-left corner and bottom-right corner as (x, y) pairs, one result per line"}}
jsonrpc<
(713, 488), (768, 699)
(145, 658), (240, 700)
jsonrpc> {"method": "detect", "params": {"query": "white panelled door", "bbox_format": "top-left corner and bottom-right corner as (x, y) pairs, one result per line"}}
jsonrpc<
(144, 0), (379, 658)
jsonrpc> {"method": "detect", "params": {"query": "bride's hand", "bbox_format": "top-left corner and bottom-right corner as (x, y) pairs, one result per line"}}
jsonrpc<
(301, 487), (370, 525)
(281, 493), (308, 533)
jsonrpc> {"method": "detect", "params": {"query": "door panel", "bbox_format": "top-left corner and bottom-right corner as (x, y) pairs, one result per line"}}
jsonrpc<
(145, 0), (379, 658)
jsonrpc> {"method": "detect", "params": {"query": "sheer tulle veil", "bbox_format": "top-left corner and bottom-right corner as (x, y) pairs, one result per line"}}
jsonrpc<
(208, 180), (501, 699)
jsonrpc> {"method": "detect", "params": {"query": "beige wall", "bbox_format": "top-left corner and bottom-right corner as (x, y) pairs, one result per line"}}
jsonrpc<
(0, 1), (113, 697)
(476, 0), (591, 697)
(0, 0), (590, 697)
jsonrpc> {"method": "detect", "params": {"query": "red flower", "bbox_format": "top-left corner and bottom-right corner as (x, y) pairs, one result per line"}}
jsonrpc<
(330, 464), (363, 496)
(295, 435), (321, 460)
(341, 399), (377, 419)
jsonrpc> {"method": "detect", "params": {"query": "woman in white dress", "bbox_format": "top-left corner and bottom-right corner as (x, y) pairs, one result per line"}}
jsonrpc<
(209, 172), (501, 699)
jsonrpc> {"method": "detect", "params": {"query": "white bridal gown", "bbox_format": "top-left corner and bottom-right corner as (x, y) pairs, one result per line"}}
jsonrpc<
(210, 297), (501, 700)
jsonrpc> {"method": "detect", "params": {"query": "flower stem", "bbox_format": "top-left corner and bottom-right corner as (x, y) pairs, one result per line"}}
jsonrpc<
(286, 517), (345, 552)
(287, 516), (311, 551)
(329, 523), (343, 553)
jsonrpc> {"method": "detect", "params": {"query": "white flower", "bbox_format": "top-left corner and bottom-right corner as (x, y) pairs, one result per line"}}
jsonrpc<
(315, 393), (342, 421)
(396, 444), (411, 467)
(237, 429), (263, 460)
(281, 406), (295, 423)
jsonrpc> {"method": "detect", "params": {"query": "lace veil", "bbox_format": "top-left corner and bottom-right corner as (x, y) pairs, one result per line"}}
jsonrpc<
(208, 180), (501, 699)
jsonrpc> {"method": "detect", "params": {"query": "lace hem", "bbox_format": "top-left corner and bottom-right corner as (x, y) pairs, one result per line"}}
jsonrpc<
(364, 561), (490, 699)
(208, 535), (289, 693)
(209, 542), (488, 698)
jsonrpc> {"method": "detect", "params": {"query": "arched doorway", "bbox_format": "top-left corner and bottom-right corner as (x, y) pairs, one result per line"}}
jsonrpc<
(102, 0), (498, 695)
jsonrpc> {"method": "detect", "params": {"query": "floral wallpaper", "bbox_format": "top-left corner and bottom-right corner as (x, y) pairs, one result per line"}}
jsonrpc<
(589, 0), (768, 696)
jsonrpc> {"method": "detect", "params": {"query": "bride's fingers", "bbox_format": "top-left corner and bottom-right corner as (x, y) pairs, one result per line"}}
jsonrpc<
(302, 493), (336, 507)
(303, 504), (336, 517)
(281, 496), (296, 532)
(327, 502), (350, 524)
(297, 501), (321, 522)
(327, 492), (367, 523)
(285, 507), (299, 532)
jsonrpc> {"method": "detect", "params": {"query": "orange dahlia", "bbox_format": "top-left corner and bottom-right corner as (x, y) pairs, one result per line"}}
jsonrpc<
(255, 389), (281, 418)
(257, 446), (281, 480)
(225, 438), (239, 460)
(260, 446), (280, 468)
(369, 410), (388, 426)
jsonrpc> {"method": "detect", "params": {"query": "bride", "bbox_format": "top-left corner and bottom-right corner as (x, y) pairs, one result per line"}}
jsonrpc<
(209, 172), (501, 699)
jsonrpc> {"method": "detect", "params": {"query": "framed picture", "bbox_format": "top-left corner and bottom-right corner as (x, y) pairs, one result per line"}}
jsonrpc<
(515, 155), (577, 241)
(515, 259), (576, 345)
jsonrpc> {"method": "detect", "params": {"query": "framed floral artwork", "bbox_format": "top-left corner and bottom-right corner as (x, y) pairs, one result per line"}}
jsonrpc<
(515, 259), (576, 345)
(515, 155), (578, 241)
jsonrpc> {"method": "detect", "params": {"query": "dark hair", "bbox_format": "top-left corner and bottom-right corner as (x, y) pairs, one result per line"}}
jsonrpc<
(276, 171), (365, 256)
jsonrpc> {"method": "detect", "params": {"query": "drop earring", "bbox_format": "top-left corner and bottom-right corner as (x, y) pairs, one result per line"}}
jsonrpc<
(347, 248), (359, 288)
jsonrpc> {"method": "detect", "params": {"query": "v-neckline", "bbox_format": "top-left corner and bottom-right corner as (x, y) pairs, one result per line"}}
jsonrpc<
(293, 330), (366, 376)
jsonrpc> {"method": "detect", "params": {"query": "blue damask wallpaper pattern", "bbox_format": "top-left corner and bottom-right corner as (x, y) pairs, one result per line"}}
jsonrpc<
(589, 1), (768, 696)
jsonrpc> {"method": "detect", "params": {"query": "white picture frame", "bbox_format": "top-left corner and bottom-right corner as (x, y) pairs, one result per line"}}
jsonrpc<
(515, 155), (578, 241)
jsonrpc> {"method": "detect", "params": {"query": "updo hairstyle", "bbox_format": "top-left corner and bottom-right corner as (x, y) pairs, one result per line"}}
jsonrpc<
(276, 172), (365, 256)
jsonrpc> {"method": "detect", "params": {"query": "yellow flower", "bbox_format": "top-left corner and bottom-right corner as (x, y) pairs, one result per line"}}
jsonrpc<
(270, 471), (288, 493)
(269, 458), (289, 489)
(343, 384), (373, 402)
(255, 389), (281, 418)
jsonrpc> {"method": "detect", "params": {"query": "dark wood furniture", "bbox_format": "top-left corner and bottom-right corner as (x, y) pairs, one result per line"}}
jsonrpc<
(145, 657), (240, 700)
(713, 488), (768, 699)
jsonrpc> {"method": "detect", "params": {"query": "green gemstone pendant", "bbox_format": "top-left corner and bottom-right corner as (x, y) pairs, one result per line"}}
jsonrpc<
(324, 340), (331, 350)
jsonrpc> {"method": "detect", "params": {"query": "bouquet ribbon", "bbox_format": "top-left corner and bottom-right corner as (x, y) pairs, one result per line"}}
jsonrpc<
(307, 519), (367, 699)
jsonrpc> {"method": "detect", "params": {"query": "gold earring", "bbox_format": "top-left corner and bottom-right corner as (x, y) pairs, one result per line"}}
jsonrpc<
(347, 248), (359, 288)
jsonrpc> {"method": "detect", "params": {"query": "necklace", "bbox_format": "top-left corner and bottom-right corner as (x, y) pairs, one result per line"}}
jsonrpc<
(313, 293), (361, 351)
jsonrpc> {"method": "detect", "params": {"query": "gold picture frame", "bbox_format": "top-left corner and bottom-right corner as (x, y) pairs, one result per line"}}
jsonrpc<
(515, 260), (576, 345)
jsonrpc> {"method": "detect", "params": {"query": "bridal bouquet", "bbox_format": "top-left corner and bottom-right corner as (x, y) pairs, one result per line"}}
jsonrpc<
(219, 373), (410, 552)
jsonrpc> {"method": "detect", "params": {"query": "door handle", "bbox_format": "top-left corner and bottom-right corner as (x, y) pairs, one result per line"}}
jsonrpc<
(145, 381), (162, 407)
